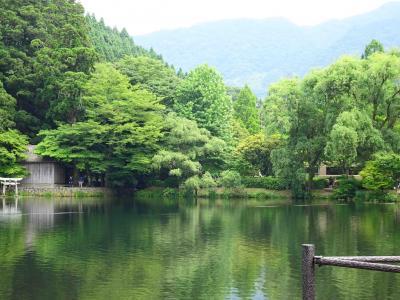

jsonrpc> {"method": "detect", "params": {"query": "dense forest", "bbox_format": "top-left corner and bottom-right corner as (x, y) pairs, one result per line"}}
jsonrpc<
(1, 0), (400, 199)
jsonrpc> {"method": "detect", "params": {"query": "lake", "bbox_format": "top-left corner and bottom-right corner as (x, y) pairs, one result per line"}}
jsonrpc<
(1, 196), (400, 299)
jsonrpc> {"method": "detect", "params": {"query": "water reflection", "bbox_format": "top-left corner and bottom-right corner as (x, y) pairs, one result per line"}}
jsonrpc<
(0, 197), (400, 299)
(0, 197), (21, 218)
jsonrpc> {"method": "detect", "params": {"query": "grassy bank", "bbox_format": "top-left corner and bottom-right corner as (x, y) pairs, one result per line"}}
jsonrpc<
(135, 187), (290, 200)
(14, 187), (110, 198)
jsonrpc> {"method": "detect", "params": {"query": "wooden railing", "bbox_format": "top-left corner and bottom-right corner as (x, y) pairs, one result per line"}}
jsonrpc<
(302, 244), (400, 300)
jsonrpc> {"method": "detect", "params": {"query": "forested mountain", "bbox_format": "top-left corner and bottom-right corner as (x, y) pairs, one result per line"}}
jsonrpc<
(135, 1), (400, 96)
(86, 15), (162, 62)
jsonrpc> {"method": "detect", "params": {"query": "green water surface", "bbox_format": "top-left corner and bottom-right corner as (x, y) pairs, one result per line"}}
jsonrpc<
(1, 196), (400, 300)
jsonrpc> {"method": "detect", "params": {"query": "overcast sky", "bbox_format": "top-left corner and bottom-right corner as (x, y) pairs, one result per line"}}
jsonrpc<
(78, 0), (398, 35)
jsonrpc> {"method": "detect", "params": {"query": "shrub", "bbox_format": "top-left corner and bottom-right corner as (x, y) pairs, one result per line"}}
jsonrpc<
(360, 152), (400, 191)
(312, 177), (328, 189)
(241, 176), (287, 190)
(332, 176), (362, 200)
(219, 170), (242, 188)
(200, 172), (217, 188)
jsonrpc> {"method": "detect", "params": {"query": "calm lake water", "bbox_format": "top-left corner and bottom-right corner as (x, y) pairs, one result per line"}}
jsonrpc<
(1, 196), (400, 300)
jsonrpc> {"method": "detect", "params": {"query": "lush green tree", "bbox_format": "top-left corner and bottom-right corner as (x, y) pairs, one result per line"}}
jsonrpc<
(263, 79), (301, 136)
(233, 85), (260, 134)
(116, 56), (180, 106)
(35, 121), (108, 175)
(174, 65), (233, 140)
(47, 71), (89, 124)
(265, 57), (361, 197)
(0, 0), (97, 136)
(219, 170), (242, 188)
(37, 64), (164, 187)
(235, 133), (282, 176)
(360, 152), (400, 191)
(325, 109), (384, 174)
(325, 125), (358, 175)
(86, 15), (161, 62)
(359, 52), (400, 148)
(0, 130), (28, 177)
(152, 113), (226, 187)
(362, 39), (384, 59)
(0, 81), (16, 130)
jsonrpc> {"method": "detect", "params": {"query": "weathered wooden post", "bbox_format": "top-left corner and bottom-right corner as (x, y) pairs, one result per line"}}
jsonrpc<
(302, 244), (315, 300)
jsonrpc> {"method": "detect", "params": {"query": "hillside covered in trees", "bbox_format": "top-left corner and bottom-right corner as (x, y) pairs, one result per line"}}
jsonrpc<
(1, 0), (400, 199)
(136, 2), (400, 97)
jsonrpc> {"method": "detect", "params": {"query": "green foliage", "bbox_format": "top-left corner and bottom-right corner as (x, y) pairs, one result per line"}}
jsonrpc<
(325, 109), (384, 172)
(233, 85), (260, 134)
(362, 39), (384, 59)
(174, 65), (233, 140)
(36, 121), (108, 174)
(219, 170), (242, 188)
(332, 177), (362, 200)
(86, 15), (161, 62)
(241, 176), (287, 190)
(200, 172), (217, 188)
(0, 0), (97, 136)
(235, 133), (282, 176)
(325, 124), (358, 174)
(116, 56), (180, 106)
(37, 64), (164, 187)
(360, 152), (400, 191)
(0, 81), (16, 130)
(0, 130), (28, 177)
(312, 178), (329, 189)
(152, 113), (226, 187)
(264, 48), (400, 198)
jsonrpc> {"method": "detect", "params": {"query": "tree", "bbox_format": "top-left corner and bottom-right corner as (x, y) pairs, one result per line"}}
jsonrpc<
(0, 0), (97, 136)
(233, 85), (260, 134)
(47, 72), (89, 124)
(86, 15), (161, 62)
(152, 113), (226, 187)
(36, 121), (109, 175)
(116, 56), (180, 106)
(219, 170), (242, 188)
(235, 133), (282, 176)
(325, 125), (358, 175)
(325, 109), (384, 174)
(359, 52), (400, 149)
(174, 65), (233, 140)
(0, 81), (16, 130)
(360, 152), (400, 191)
(37, 64), (164, 187)
(0, 130), (28, 177)
(362, 39), (384, 59)
(265, 57), (361, 197)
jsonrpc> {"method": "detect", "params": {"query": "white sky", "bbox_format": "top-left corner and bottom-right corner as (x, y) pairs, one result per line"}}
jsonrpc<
(78, 0), (398, 35)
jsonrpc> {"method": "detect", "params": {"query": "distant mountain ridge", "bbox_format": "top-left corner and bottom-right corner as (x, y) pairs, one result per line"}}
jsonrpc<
(135, 2), (400, 97)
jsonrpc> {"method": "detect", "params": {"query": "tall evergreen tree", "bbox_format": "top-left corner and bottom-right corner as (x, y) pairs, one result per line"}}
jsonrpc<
(233, 85), (260, 134)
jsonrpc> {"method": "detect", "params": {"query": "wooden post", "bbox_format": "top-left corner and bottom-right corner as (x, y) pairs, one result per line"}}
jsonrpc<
(302, 244), (315, 300)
